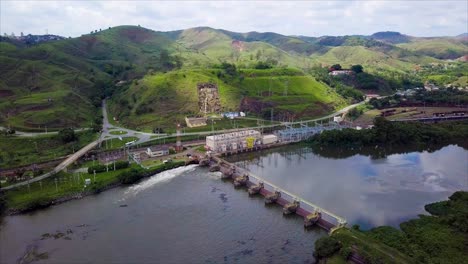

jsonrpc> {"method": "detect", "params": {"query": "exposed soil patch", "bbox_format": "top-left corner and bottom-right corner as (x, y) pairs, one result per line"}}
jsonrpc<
(120, 28), (153, 43)
(298, 102), (334, 118)
(80, 35), (98, 51)
(239, 97), (274, 114)
(24, 104), (52, 112)
(0, 89), (14, 97)
(231, 40), (245, 52)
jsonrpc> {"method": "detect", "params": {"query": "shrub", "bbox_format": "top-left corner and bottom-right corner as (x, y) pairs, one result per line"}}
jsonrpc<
(118, 168), (144, 184)
(114, 161), (129, 170)
(88, 164), (107, 174)
(314, 236), (342, 258)
(339, 246), (353, 260)
(58, 128), (76, 143)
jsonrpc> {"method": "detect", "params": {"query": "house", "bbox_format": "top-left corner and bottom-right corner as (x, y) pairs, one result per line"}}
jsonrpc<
(185, 117), (207, 128)
(146, 146), (170, 157)
(329, 70), (354, 76)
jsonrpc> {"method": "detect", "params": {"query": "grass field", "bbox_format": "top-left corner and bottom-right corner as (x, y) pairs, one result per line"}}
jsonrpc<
(101, 136), (138, 150)
(109, 130), (128, 135)
(0, 131), (98, 169)
(312, 46), (416, 73)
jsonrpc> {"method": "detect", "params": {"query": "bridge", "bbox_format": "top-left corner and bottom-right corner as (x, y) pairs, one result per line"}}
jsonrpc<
(209, 155), (347, 233)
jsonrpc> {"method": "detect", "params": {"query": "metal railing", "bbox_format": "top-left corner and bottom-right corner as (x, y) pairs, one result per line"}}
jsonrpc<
(230, 161), (347, 226)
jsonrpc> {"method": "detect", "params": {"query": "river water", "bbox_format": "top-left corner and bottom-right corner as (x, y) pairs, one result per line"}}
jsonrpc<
(228, 144), (468, 229)
(1, 145), (467, 263)
(0, 165), (325, 264)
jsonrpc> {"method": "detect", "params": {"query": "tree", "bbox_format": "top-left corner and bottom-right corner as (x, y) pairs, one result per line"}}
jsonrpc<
(351, 64), (363, 73)
(314, 236), (342, 258)
(330, 64), (342, 71)
(58, 128), (77, 143)
(220, 62), (237, 76)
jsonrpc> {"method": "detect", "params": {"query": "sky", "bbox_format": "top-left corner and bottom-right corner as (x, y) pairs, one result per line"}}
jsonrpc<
(1, 1), (467, 38)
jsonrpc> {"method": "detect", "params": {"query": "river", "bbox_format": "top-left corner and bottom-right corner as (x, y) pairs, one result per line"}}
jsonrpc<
(0, 165), (325, 264)
(227, 144), (468, 229)
(1, 145), (467, 263)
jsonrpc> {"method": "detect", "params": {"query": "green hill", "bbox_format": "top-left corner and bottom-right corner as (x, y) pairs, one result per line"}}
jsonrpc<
(108, 68), (345, 131)
(1, 25), (466, 131)
(0, 26), (179, 131)
(398, 38), (468, 59)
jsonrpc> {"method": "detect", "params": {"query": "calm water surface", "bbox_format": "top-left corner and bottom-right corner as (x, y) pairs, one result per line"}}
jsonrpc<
(1, 145), (467, 263)
(0, 165), (325, 264)
(228, 144), (468, 229)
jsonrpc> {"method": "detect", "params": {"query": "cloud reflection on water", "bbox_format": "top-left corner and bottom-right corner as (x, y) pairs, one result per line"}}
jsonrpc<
(237, 145), (468, 228)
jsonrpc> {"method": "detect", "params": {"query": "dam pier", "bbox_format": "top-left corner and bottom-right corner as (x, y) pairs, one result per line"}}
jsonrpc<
(202, 154), (347, 233)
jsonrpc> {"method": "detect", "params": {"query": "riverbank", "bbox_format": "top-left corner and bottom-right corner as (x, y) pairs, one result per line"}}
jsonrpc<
(0, 159), (193, 216)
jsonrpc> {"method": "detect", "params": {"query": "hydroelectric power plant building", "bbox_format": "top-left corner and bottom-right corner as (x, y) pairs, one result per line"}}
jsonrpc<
(206, 130), (263, 153)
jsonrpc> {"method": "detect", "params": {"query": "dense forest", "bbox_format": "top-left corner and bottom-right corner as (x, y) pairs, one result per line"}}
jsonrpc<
(310, 118), (468, 149)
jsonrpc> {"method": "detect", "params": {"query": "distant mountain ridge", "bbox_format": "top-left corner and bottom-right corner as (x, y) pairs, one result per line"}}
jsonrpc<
(370, 31), (410, 44)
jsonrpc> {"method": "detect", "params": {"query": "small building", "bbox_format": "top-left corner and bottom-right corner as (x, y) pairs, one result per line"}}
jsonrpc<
(146, 147), (170, 157)
(223, 112), (239, 119)
(333, 116), (343, 123)
(329, 70), (354, 76)
(185, 117), (207, 128)
(262, 134), (278, 145)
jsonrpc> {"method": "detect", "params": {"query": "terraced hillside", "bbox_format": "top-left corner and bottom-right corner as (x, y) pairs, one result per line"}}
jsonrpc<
(108, 68), (345, 131)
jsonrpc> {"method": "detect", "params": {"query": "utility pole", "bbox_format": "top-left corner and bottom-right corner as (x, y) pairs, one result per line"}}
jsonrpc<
(269, 76), (272, 97)
(284, 79), (289, 96)
(271, 108), (274, 124)
(93, 170), (96, 182)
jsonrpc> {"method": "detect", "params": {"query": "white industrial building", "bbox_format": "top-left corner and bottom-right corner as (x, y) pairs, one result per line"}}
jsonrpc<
(262, 134), (278, 145)
(146, 147), (170, 157)
(206, 130), (262, 152)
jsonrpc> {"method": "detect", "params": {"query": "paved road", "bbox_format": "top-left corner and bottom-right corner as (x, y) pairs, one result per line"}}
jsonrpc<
(100, 99), (165, 144)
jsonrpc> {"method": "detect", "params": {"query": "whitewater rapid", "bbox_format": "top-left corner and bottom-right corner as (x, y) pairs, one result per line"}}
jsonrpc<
(121, 164), (199, 199)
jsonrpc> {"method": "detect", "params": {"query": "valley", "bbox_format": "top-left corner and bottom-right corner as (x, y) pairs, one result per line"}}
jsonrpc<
(0, 23), (467, 264)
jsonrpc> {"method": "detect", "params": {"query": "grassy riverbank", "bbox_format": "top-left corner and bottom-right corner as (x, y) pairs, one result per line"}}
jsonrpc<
(316, 191), (468, 264)
(0, 130), (98, 169)
(0, 159), (188, 214)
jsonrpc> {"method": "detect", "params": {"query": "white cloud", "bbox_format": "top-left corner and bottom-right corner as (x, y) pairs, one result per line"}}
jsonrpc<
(0, 1), (466, 37)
